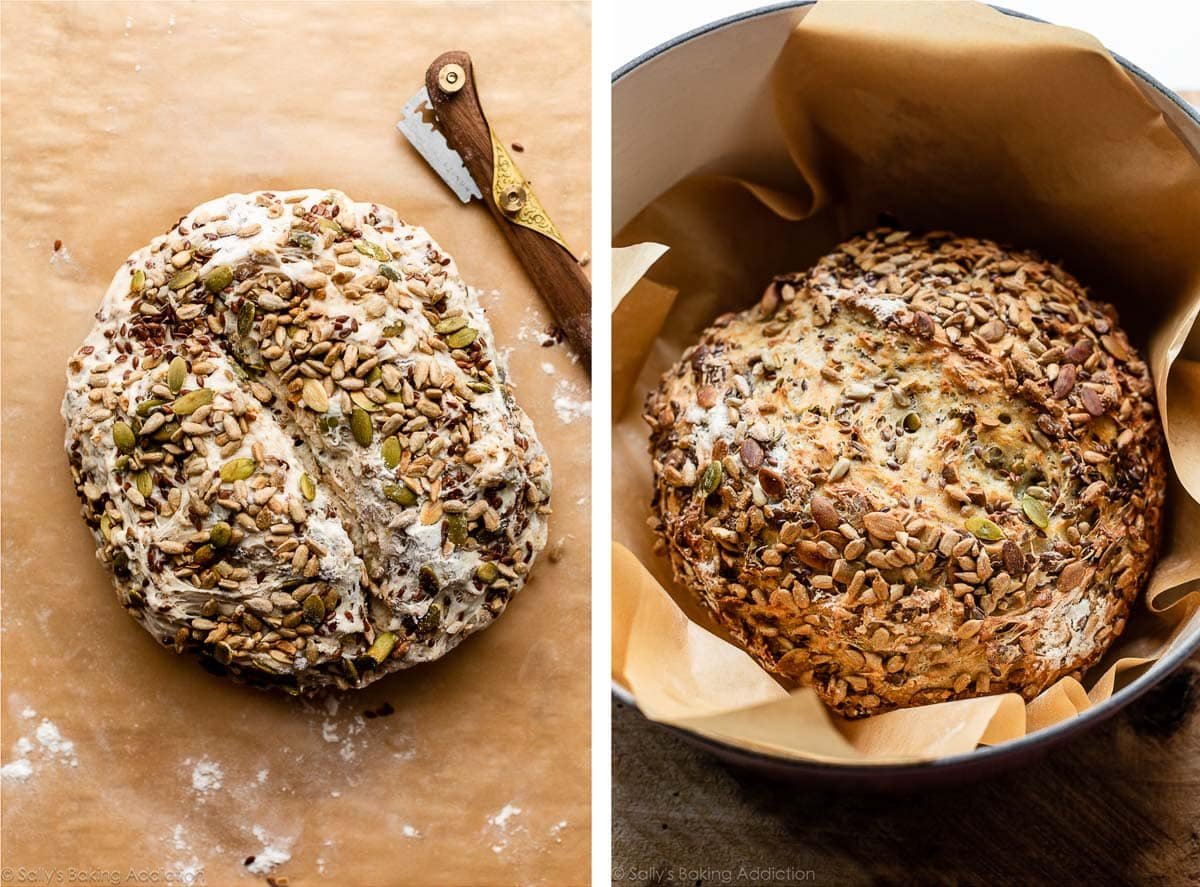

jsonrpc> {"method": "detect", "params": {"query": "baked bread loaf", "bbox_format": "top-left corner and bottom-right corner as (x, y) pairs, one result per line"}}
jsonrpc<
(63, 189), (550, 694)
(646, 229), (1164, 718)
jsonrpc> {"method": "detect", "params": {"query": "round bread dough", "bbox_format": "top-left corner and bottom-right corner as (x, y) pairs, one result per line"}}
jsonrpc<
(646, 229), (1165, 718)
(63, 189), (551, 694)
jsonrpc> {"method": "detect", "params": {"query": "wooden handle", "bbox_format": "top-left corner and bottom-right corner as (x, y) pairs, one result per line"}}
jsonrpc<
(425, 51), (591, 371)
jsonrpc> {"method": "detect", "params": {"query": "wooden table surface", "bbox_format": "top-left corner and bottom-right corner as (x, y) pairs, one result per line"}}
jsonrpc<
(612, 654), (1200, 886)
(615, 90), (1200, 887)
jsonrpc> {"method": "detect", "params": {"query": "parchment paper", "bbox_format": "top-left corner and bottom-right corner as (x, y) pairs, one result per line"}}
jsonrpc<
(612, 0), (1200, 764)
(1, 2), (590, 883)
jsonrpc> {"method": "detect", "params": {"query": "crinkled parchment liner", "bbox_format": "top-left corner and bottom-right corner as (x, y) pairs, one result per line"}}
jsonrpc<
(1, 2), (590, 883)
(612, 0), (1200, 765)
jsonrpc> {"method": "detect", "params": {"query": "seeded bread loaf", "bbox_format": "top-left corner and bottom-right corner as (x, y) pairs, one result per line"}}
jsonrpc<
(63, 189), (551, 694)
(645, 229), (1165, 718)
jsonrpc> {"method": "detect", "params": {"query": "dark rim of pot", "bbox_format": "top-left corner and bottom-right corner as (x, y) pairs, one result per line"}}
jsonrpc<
(611, 0), (1200, 775)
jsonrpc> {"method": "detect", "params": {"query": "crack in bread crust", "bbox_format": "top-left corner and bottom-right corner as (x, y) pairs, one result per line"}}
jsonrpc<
(63, 189), (550, 694)
(646, 229), (1164, 718)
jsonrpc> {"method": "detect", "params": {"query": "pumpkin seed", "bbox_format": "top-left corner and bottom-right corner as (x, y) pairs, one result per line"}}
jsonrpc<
(354, 239), (391, 262)
(434, 316), (469, 335)
(153, 421), (179, 443)
(445, 515), (467, 546)
(220, 457), (255, 483)
(302, 593), (326, 625)
(168, 269), (198, 290)
(476, 562), (499, 584)
(383, 482), (417, 506)
(136, 398), (166, 416)
(99, 514), (112, 542)
(350, 391), (381, 412)
(468, 381), (493, 394)
(301, 378), (329, 412)
(237, 300), (255, 337)
(364, 631), (397, 665)
(289, 230), (315, 250)
(445, 327), (478, 349)
(381, 436), (402, 469)
(382, 322), (405, 337)
(982, 445), (1006, 469)
(299, 473), (316, 501)
(193, 544), (216, 566)
(378, 264), (401, 282)
(417, 604), (441, 634)
(419, 565), (440, 595)
(1021, 494), (1050, 529)
(699, 460), (722, 496)
(209, 521), (232, 548)
(902, 412), (922, 433)
(350, 407), (372, 446)
(113, 421), (136, 454)
(167, 356), (187, 394)
(317, 218), (343, 236)
(171, 388), (214, 416)
(203, 264), (233, 293)
(130, 268), (145, 293)
(134, 469), (153, 498)
(966, 515), (1005, 541)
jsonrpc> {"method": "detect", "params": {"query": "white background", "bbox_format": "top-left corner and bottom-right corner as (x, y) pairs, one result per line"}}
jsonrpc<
(610, 0), (1200, 91)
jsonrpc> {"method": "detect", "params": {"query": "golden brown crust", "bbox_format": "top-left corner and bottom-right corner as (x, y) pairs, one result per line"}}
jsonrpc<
(645, 229), (1165, 718)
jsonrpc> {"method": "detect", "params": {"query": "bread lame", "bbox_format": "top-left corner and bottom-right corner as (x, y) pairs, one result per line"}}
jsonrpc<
(397, 51), (591, 370)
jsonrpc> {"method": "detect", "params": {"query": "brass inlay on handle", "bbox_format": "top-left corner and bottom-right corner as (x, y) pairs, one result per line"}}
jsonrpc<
(500, 184), (527, 213)
(433, 56), (572, 255)
(489, 130), (571, 254)
(437, 63), (466, 94)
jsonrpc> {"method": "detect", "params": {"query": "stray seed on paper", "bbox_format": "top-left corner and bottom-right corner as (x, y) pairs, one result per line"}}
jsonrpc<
(245, 825), (293, 874)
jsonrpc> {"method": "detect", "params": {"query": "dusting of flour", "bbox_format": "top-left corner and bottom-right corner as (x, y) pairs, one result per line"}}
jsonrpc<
(552, 379), (591, 424)
(486, 803), (525, 855)
(188, 758), (224, 796)
(2, 711), (79, 782)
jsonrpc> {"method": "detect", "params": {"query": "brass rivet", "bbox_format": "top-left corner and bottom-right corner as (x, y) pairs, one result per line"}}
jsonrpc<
(500, 184), (526, 214)
(437, 63), (466, 94)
